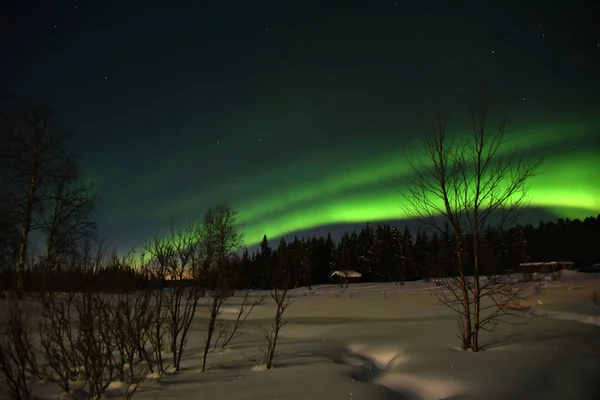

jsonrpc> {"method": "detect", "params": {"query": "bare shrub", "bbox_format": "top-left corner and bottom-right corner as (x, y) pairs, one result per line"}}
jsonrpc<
(0, 297), (41, 399)
(253, 253), (293, 370)
(109, 290), (152, 397)
(40, 247), (147, 399)
(263, 286), (291, 369)
(107, 255), (154, 398)
(39, 292), (80, 393)
(215, 288), (264, 349)
(163, 222), (205, 371)
(73, 291), (118, 398)
(200, 204), (243, 373)
(142, 239), (172, 376)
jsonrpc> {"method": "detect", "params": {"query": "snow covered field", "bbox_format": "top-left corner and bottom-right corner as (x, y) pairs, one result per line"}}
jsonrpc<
(24, 271), (600, 400)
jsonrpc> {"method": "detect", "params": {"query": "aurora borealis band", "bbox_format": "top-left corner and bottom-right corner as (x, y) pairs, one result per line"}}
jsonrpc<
(3, 0), (599, 252)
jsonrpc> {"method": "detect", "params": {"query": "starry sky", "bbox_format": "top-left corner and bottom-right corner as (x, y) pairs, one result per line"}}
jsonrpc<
(2, 0), (599, 252)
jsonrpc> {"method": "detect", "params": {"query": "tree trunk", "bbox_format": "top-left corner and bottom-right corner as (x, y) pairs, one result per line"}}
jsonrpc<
(16, 132), (41, 297)
(471, 214), (481, 352)
(16, 189), (35, 297)
(455, 239), (472, 351)
(202, 295), (219, 372)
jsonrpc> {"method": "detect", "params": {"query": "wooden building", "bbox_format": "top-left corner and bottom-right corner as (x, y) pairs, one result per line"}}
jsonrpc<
(329, 270), (362, 286)
(518, 261), (574, 274)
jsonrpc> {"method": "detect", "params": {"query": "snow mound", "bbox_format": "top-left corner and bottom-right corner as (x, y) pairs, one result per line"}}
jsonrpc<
(347, 344), (408, 370)
(220, 307), (243, 314)
(374, 372), (465, 400)
(347, 344), (464, 400)
(104, 381), (135, 397)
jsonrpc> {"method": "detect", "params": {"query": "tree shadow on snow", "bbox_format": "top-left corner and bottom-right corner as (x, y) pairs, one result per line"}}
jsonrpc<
(479, 330), (585, 351)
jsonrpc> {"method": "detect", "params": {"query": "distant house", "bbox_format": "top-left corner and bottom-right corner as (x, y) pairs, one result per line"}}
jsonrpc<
(329, 270), (362, 287)
(518, 261), (575, 274)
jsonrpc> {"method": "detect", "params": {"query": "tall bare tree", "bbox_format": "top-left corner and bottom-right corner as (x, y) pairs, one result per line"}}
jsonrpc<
(403, 95), (540, 351)
(41, 159), (97, 294)
(0, 204), (18, 290)
(0, 104), (95, 295)
(201, 204), (243, 372)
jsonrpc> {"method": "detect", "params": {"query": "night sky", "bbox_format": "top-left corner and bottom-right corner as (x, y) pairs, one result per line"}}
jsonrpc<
(2, 0), (599, 252)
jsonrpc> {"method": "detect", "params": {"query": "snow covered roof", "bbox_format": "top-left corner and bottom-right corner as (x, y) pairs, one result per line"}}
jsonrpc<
(519, 261), (574, 266)
(330, 270), (362, 278)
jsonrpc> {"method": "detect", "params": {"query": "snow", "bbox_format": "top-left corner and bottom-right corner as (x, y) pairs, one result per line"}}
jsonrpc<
(11, 271), (600, 400)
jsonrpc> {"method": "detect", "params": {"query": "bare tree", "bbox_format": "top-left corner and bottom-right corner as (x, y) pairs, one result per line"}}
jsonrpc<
(142, 235), (172, 375)
(403, 95), (540, 351)
(215, 287), (264, 349)
(253, 253), (292, 369)
(0, 104), (95, 297)
(0, 204), (18, 292)
(201, 204), (243, 372)
(0, 297), (41, 399)
(264, 285), (291, 369)
(163, 221), (205, 371)
(41, 159), (97, 296)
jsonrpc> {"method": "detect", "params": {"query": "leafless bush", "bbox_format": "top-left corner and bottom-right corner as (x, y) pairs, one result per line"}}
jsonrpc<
(143, 219), (209, 374)
(164, 222), (205, 372)
(200, 204), (243, 373)
(215, 288), (263, 349)
(142, 239), (172, 376)
(252, 254), (293, 370)
(0, 297), (41, 399)
(70, 291), (118, 398)
(40, 249), (149, 399)
(39, 292), (80, 393)
(263, 286), (291, 369)
(108, 276), (154, 398)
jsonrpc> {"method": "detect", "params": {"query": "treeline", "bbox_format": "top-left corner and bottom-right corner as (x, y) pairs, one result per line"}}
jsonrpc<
(521, 216), (600, 267)
(2, 214), (598, 294)
(235, 214), (600, 289)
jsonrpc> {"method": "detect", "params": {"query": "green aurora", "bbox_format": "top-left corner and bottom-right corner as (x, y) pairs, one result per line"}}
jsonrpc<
(115, 114), (599, 249)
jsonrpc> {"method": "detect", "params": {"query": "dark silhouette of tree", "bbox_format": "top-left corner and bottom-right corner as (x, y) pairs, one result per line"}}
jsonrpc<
(0, 104), (97, 296)
(403, 95), (540, 352)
